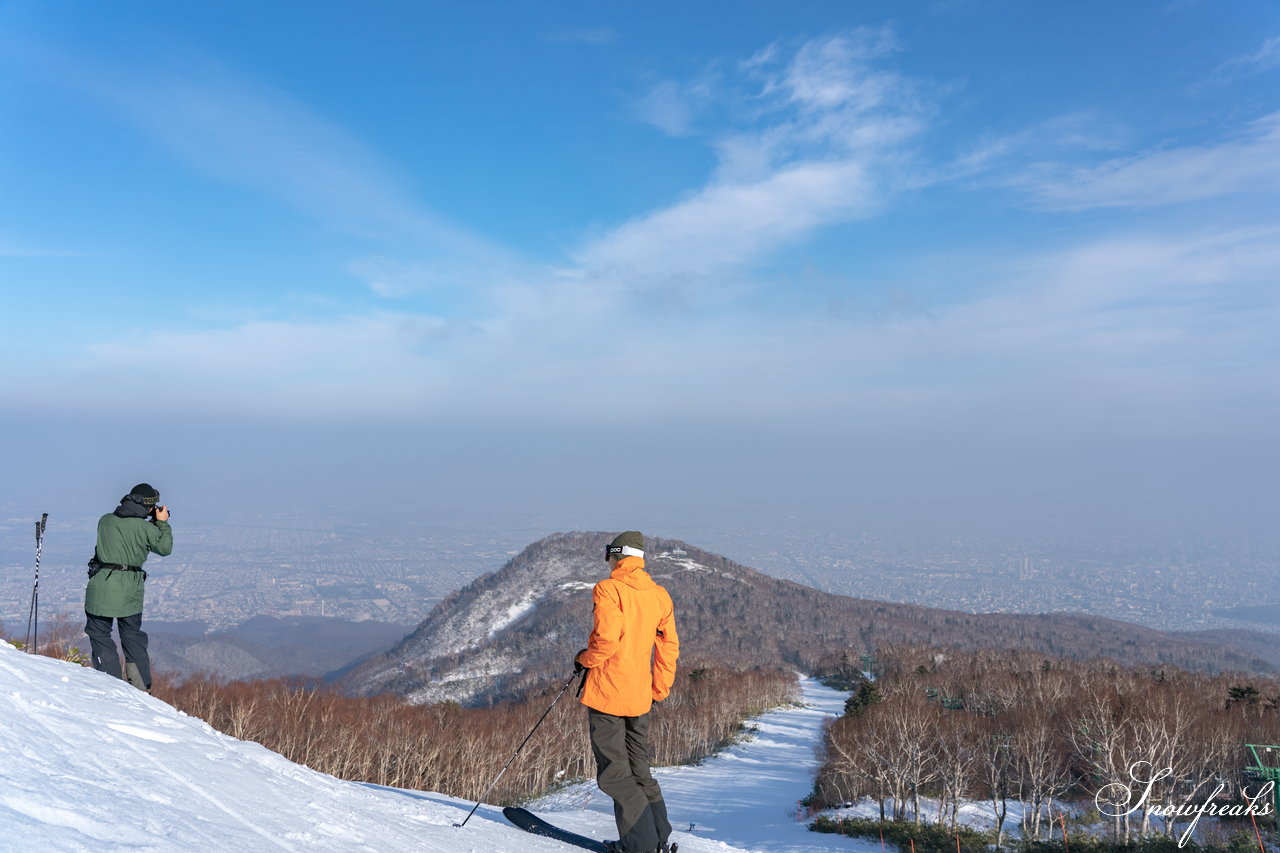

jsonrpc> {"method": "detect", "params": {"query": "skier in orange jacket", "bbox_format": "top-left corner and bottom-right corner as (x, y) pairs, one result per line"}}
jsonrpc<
(575, 531), (679, 853)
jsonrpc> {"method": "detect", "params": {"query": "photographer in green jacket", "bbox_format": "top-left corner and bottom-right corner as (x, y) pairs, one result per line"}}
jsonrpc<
(84, 483), (173, 692)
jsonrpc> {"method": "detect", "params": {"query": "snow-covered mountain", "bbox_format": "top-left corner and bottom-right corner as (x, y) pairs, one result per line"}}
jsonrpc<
(338, 532), (773, 704)
(0, 637), (854, 852)
(338, 532), (1272, 706)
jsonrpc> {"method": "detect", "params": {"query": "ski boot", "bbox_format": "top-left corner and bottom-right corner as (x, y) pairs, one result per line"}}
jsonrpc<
(602, 841), (677, 853)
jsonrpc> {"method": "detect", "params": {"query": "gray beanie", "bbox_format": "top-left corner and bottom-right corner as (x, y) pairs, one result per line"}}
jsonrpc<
(605, 531), (644, 561)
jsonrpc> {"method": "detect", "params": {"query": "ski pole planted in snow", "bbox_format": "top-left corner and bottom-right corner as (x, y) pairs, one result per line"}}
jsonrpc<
(454, 668), (584, 829)
(23, 513), (48, 654)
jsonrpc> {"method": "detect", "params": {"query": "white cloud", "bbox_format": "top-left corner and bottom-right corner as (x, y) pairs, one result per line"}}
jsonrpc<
(111, 77), (439, 240)
(1022, 112), (1280, 210)
(1212, 35), (1280, 80)
(574, 160), (873, 279)
(44, 47), (523, 295)
(635, 79), (701, 136)
(770, 28), (902, 113)
(586, 27), (924, 283)
(931, 113), (1134, 191)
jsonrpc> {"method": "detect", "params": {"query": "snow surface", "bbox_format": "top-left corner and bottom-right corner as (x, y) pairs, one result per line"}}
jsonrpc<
(826, 794), (1035, 837)
(651, 552), (748, 585)
(486, 590), (542, 639)
(532, 678), (876, 853)
(0, 640), (870, 852)
(431, 552), (589, 658)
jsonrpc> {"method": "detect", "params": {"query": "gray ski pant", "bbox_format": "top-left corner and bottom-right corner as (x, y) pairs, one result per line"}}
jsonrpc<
(588, 708), (671, 853)
(85, 611), (151, 690)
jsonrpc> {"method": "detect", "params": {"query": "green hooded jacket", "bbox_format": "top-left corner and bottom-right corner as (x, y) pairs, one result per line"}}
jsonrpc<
(84, 499), (173, 618)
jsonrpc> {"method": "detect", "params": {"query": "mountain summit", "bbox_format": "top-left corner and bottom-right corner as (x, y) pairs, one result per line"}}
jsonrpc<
(339, 532), (1272, 705)
(340, 532), (722, 704)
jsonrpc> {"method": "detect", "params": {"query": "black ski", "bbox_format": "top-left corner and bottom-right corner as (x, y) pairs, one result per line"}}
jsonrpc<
(502, 807), (608, 852)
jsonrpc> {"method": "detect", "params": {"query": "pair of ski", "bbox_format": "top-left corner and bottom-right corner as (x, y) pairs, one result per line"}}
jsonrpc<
(503, 807), (677, 853)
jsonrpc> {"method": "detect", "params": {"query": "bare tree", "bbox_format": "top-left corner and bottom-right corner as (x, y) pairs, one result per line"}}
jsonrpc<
(934, 713), (981, 830)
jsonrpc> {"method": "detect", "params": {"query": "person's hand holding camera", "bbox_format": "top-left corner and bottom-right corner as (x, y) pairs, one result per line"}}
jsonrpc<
(154, 505), (170, 522)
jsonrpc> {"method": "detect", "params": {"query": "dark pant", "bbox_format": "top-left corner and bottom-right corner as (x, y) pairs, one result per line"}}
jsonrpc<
(588, 708), (671, 853)
(85, 611), (151, 689)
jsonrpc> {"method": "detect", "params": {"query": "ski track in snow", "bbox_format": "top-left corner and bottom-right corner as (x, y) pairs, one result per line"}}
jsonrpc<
(532, 677), (878, 853)
(0, 640), (873, 852)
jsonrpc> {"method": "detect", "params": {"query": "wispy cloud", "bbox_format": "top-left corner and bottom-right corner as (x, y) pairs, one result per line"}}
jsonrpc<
(33, 43), (524, 297)
(919, 111), (1133, 191)
(1211, 35), (1280, 82)
(759, 26), (901, 112)
(574, 160), (875, 280)
(106, 74), (450, 242)
(581, 27), (925, 285)
(635, 78), (706, 136)
(1019, 111), (1280, 210)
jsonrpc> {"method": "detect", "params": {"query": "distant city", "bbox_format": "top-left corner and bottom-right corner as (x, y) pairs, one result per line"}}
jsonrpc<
(2, 503), (1276, 637)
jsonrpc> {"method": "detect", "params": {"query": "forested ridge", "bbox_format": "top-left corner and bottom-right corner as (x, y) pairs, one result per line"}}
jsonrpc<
(344, 533), (1273, 706)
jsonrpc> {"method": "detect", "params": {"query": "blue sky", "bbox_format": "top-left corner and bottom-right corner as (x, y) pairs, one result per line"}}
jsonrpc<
(2, 1), (1277, 538)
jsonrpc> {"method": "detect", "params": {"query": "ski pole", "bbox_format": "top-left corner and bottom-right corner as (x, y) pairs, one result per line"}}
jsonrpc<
(24, 514), (47, 654)
(455, 668), (584, 828)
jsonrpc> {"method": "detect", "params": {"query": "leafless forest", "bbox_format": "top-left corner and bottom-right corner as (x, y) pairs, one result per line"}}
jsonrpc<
(814, 646), (1280, 847)
(150, 663), (796, 804)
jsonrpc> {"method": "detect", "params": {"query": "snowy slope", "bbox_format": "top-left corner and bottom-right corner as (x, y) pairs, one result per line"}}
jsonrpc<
(0, 640), (753, 853)
(0, 640), (866, 852)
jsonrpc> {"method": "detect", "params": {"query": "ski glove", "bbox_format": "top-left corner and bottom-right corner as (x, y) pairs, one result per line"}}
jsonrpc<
(573, 648), (589, 674)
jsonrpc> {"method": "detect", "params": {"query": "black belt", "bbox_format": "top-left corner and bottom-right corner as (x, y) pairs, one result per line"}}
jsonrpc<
(87, 558), (145, 579)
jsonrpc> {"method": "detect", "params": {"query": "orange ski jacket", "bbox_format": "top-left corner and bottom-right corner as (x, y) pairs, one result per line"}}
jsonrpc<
(578, 556), (679, 717)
